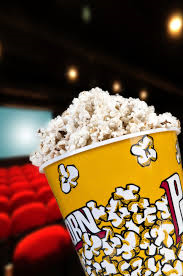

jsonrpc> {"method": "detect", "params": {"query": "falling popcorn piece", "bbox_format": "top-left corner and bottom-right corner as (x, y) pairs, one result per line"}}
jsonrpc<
(58, 163), (79, 194)
(130, 135), (157, 167)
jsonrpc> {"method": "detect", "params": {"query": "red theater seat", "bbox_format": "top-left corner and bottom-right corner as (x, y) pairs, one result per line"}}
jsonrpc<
(0, 185), (10, 197)
(30, 176), (48, 191)
(10, 182), (32, 195)
(0, 196), (10, 214)
(9, 165), (22, 172)
(13, 225), (72, 276)
(0, 179), (7, 185)
(37, 186), (53, 204)
(22, 163), (38, 172)
(0, 168), (7, 176)
(47, 198), (62, 223)
(11, 203), (47, 236)
(10, 175), (26, 184)
(10, 191), (36, 213)
(0, 213), (11, 240)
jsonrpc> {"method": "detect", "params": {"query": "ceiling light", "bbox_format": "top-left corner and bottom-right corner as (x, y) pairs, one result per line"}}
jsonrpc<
(168, 14), (183, 36)
(81, 6), (92, 23)
(67, 67), (78, 81)
(112, 81), (122, 93)
(139, 90), (148, 100)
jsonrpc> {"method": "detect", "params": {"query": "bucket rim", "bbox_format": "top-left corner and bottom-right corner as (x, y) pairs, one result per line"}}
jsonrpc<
(39, 127), (180, 173)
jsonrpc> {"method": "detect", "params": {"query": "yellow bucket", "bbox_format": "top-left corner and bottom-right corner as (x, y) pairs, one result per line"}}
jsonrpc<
(40, 128), (183, 275)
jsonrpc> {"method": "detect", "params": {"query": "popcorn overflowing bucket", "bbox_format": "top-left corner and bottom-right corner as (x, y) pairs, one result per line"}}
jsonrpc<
(40, 128), (183, 275)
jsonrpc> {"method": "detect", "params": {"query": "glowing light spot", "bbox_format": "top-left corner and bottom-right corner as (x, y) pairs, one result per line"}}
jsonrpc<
(139, 90), (148, 100)
(168, 14), (183, 36)
(112, 81), (122, 93)
(67, 67), (79, 81)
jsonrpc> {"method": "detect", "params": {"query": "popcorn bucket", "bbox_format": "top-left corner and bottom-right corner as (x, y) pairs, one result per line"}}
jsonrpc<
(40, 128), (183, 275)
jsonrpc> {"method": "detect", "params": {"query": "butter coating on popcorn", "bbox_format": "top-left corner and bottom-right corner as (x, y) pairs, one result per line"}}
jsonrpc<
(30, 87), (180, 166)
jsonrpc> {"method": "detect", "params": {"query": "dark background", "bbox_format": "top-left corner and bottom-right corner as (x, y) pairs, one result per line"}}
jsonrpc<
(1, 1), (183, 152)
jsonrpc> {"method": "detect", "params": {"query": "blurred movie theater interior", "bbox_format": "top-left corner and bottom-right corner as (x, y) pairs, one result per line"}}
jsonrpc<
(0, 1), (183, 276)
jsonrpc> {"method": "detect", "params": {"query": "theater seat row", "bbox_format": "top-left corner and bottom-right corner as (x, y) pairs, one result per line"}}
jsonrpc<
(0, 198), (62, 239)
(0, 186), (54, 214)
(0, 165), (80, 276)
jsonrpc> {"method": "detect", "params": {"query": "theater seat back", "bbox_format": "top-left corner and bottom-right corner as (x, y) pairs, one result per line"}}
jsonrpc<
(0, 213), (11, 240)
(11, 203), (47, 236)
(0, 196), (10, 214)
(13, 225), (73, 276)
(10, 191), (36, 213)
(37, 186), (53, 204)
(47, 198), (62, 223)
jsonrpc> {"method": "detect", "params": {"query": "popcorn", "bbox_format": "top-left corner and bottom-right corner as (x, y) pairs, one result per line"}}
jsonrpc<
(155, 195), (171, 220)
(130, 135), (157, 167)
(143, 257), (162, 275)
(113, 185), (140, 204)
(177, 243), (183, 261)
(162, 260), (183, 275)
(86, 201), (107, 224)
(160, 247), (176, 265)
(102, 227), (122, 257)
(30, 87), (180, 166)
(118, 260), (130, 275)
(58, 164), (79, 194)
(140, 229), (157, 256)
(140, 230), (157, 256)
(120, 231), (140, 260)
(130, 257), (143, 276)
(101, 256), (118, 275)
(125, 219), (143, 234)
(128, 199), (157, 227)
(82, 233), (102, 260)
(76, 184), (183, 275)
(92, 262), (103, 275)
(106, 198), (130, 228)
(150, 219), (174, 248)
(133, 205), (157, 227)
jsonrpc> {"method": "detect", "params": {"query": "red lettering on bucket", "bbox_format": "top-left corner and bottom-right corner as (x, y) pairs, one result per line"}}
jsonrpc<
(161, 173), (183, 243)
